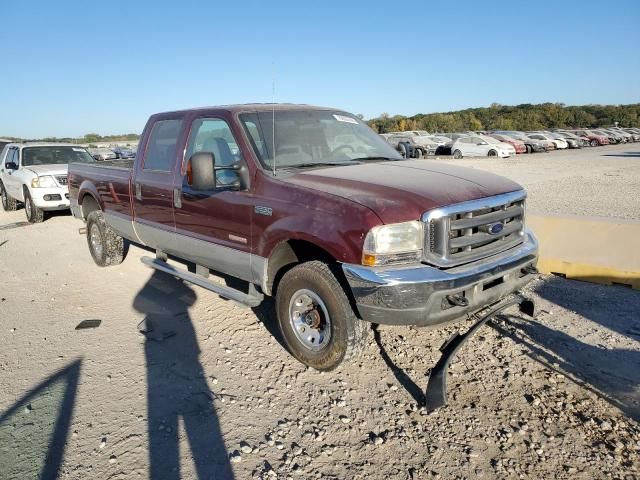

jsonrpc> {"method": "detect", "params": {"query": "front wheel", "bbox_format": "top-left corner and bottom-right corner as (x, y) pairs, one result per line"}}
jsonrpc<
(24, 189), (44, 223)
(414, 148), (423, 159)
(86, 211), (126, 267)
(590, 139), (598, 147)
(453, 149), (463, 159)
(488, 149), (498, 157)
(1, 182), (17, 211)
(275, 261), (370, 371)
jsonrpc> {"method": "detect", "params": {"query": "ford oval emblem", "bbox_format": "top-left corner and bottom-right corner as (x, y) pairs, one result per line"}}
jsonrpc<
(488, 223), (504, 235)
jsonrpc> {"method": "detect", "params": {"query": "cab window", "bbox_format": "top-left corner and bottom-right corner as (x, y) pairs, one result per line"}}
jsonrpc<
(143, 119), (182, 171)
(184, 118), (242, 188)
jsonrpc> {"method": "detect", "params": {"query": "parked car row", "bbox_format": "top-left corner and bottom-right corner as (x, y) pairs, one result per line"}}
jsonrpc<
(381, 126), (640, 159)
(88, 145), (136, 161)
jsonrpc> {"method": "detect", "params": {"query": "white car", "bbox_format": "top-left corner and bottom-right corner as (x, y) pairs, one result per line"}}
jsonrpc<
(0, 143), (95, 222)
(451, 135), (516, 159)
(527, 132), (568, 149)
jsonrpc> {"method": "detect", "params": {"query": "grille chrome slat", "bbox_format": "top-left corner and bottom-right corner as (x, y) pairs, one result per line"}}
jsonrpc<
(422, 190), (527, 268)
(450, 221), (523, 249)
(450, 205), (524, 230)
(56, 175), (68, 186)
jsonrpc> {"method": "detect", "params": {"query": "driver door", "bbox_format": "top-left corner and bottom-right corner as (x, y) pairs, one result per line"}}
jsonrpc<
(2, 147), (21, 198)
(173, 115), (254, 282)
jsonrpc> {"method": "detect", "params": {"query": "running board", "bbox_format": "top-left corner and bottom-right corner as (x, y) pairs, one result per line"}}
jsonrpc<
(141, 256), (264, 307)
(424, 295), (535, 412)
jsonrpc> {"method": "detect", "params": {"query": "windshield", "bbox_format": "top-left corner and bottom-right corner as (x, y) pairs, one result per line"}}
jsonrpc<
(239, 109), (401, 169)
(22, 146), (95, 166)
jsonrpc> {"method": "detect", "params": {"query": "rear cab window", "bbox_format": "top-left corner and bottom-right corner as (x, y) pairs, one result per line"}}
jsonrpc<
(143, 119), (183, 171)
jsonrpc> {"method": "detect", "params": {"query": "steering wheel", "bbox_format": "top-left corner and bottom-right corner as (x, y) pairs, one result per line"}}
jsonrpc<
(331, 144), (355, 155)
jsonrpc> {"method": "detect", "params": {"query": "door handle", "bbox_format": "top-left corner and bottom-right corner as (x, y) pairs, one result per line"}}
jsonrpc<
(173, 188), (182, 208)
(135, 183), (142, 201)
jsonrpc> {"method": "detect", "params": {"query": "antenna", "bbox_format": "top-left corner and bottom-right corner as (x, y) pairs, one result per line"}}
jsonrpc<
(272, 63), (276, 176)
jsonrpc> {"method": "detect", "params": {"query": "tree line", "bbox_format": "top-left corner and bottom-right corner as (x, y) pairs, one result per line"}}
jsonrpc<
(3, 133), (140, 143)
(367, 103), (640, 133)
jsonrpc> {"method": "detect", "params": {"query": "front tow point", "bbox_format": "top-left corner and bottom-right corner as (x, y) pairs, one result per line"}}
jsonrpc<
(424, 295), (535, 412)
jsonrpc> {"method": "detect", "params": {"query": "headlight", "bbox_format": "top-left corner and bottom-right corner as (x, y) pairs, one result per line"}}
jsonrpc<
(362, 221), (424, 266)
(31, 176), (57, 188)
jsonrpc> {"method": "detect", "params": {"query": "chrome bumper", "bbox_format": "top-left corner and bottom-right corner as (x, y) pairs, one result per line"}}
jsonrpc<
(342, 230), (539, 326)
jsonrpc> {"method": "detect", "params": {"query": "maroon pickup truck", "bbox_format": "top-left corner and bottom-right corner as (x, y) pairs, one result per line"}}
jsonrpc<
(68, 104), (538, 375)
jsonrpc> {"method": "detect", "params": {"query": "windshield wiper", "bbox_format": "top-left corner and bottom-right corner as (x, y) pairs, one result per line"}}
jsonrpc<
(348, 156), (399, 162)
(277, 161), (359, 170)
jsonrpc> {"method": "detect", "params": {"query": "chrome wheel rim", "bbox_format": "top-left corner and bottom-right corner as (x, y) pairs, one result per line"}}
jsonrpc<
(289, 289), (331, 351)
(90, 223), (103, 258)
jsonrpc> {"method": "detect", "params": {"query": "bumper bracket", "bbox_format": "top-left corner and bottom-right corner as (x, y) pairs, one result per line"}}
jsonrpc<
(424, 295), (535, 412)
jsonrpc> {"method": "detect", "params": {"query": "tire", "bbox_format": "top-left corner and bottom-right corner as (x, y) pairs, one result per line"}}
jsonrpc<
(24, 189), (44, 223)
(453, 149), (463, 159)
(1, 182), (17, 211)
(275, 261), (370, 371)
(488, 149), (498, 157)
(590, 139), (598, 147)
(414, 148), (423, 159)
(397, 143), (408, 158)
(86, 210), (126, 267)
(525, 144), (532, 154)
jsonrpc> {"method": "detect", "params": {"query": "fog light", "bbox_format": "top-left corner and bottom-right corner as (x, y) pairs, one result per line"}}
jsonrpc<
(43, 194), (62, 201)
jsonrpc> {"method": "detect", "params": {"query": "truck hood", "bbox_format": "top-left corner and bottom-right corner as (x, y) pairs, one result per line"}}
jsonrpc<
(23, 164), (68, 176)
(282, 160), (522, 223)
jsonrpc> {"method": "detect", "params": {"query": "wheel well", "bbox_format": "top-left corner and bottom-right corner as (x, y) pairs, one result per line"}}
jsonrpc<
(266, 240), (335, 296)
(80, 194), (100, 220)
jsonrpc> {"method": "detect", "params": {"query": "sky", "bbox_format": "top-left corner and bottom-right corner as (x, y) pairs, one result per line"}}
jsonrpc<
(1, 0), (639, 138)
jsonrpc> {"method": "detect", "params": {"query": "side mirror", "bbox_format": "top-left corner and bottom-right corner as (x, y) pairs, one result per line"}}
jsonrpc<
(5, 162), (17, 170)
(477, 142), (488, 146)
(189, 152), (216, 191)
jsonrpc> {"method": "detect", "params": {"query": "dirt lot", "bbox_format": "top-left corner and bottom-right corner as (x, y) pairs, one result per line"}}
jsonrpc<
(1, 146), (639, 480)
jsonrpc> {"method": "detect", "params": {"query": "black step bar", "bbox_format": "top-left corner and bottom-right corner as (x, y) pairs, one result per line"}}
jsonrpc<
(141, 256), (264, 308)
(424, 295), (535, 412)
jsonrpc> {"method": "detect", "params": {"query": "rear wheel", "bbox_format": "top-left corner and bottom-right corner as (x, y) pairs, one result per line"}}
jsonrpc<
(275, 261), (370, 371)
(86, 210), (126, 267)
(453, 149), (463, 159)
(24, 189), (44, 223)
(1, 182), (17, 211)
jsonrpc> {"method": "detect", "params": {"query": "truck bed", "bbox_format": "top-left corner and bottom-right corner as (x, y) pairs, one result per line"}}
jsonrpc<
(68, 161), (134, 220)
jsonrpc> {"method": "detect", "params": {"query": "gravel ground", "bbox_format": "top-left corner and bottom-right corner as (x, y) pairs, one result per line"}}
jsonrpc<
(436, 143), (640, 220)
(0, 150), (639, 480)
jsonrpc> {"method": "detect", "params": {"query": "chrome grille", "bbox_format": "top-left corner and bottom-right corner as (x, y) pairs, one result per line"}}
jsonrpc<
(56, 175), (68, 186)
(422, 190), (526, 267)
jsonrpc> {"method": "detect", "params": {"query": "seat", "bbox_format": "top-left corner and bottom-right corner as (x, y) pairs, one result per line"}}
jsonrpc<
(202, 137), (237, 186)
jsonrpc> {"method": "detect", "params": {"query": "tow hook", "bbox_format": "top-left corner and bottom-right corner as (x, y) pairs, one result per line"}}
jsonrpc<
(521, 264), (539, 275)
(424, 295), (535, 412)
(78, 227), (87, 235)
(446, 294), (469, 307)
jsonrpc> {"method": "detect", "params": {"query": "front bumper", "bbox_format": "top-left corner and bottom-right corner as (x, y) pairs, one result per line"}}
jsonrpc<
(30, 187), (70, 210)
(342, 230), (538, 326)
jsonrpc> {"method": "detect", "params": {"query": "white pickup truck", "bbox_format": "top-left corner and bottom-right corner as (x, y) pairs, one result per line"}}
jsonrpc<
(0, 143), (95, 222)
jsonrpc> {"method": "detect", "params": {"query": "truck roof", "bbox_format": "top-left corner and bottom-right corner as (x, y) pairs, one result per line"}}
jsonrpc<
(155, 103), (342, 116)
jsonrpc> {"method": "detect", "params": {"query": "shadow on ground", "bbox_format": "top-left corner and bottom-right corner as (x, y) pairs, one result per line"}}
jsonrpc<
(492, 277), (640, 420)
(0, 359), (82, 479)
(134, 270), (234, 479)
(601, 151), (640, 157)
